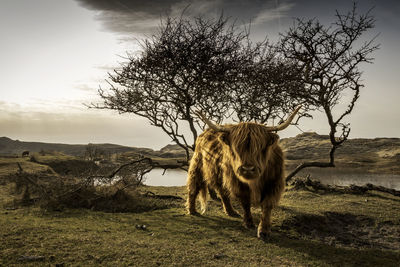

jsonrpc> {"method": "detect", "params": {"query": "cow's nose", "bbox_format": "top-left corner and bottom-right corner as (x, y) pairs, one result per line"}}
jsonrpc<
(241, 165), (255, 171)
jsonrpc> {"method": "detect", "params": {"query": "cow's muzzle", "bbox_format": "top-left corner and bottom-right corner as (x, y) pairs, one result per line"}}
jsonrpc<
(238, 165), (258, 179)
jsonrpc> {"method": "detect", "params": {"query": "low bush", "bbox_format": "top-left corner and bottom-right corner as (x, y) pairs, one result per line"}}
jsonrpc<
(4, 158), (181, 212)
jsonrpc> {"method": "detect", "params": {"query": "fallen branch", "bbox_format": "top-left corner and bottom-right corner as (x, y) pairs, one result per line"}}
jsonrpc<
(151, 159), (188, 171)
(285, 161), (335, 183)
(290, 176), (400, 196)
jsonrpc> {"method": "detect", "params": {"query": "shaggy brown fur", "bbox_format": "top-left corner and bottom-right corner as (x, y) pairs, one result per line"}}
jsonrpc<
(186, 122), (285, 239)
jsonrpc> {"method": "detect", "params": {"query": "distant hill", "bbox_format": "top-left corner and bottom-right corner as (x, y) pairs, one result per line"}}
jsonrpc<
(280, 132), (400, 174)
(141, 132), (400, 175)
(0, 136), (184, 159)
(158, 144), (187, 158)
(1, 133), (400, 174)
(0, 137), (152, 157)
(281, 132), (400, 158)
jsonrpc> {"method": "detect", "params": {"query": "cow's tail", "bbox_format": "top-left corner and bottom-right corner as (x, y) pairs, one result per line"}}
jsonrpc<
(199, 184), (208, 214)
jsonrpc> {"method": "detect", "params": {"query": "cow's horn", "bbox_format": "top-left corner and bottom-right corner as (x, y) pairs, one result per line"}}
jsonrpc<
(265, 105), (302, 131)
(194, 110), (229, 132)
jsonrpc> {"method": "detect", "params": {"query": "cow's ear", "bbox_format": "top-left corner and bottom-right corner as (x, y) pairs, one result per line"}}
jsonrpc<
(219, 132), (230, 146)
(268, 133), (279, 146)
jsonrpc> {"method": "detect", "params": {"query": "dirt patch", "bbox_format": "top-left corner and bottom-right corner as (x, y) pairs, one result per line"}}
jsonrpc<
(281, 212), (400, 250)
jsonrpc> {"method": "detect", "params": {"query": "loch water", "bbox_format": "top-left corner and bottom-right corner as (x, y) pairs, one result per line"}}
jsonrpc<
(144, 168), (400, 190)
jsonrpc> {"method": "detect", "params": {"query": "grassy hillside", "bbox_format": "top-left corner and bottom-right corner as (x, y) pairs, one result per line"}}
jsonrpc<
(0, 183), (399, 266)
(0, 156), (52, 177)
(0, 153), (95, 177)
(281, 132), (400, 175)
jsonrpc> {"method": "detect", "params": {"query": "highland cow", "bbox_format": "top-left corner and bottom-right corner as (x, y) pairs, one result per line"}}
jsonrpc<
(186, 106), (301, 240)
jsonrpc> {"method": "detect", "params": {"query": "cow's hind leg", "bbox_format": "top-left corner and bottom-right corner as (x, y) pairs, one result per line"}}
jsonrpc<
(186, 153), (206, 215)
(216, 187), (239, 217)
(187, 183), (200, 215)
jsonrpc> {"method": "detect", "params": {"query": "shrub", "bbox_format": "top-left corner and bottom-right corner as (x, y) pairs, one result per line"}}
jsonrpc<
(4, 159), (181, 212)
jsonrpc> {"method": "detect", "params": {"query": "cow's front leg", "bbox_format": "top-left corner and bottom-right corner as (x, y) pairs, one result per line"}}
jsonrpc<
(239, 195), (254, 229)
(258, 203), (272, 240)
(217, 187), (239, 217)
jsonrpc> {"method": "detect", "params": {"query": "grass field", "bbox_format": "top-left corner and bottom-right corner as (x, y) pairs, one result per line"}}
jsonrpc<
(1, 183), (399, 266)
(0, 156), (399, 266)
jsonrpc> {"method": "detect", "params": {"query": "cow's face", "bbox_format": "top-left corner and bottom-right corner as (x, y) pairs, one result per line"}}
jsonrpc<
(220, 123), (279, 181)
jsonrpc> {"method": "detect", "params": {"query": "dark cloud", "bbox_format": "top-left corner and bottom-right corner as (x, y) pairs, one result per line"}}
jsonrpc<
(75, 0), (280, 15)
(74, 0), (291, 36)
(74, 0), (398, 48)
(75, 0), (176, 14)
(76, 0), (169, 35)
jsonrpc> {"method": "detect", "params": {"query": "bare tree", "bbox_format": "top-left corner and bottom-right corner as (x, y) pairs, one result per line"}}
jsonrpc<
(92, 5), (379, 185)
(93, 15), (264, 162)
(279, 4), (380, 182)
(230, 45), (309, 124)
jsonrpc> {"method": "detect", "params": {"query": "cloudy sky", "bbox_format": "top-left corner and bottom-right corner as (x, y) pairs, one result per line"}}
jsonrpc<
(0, 0), (399, 149)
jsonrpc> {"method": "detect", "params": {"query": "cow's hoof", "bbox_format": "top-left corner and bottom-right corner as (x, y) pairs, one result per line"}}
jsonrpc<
(226, 210), (240, 218)
(187, 210), (201, 216)
(243, 221), (255, 229)
(257, 230), (271, 241)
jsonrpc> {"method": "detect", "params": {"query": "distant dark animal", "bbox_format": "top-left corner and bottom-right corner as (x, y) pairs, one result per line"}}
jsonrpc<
(22, 151), (30, 157)
(186, 106), (301, 239)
